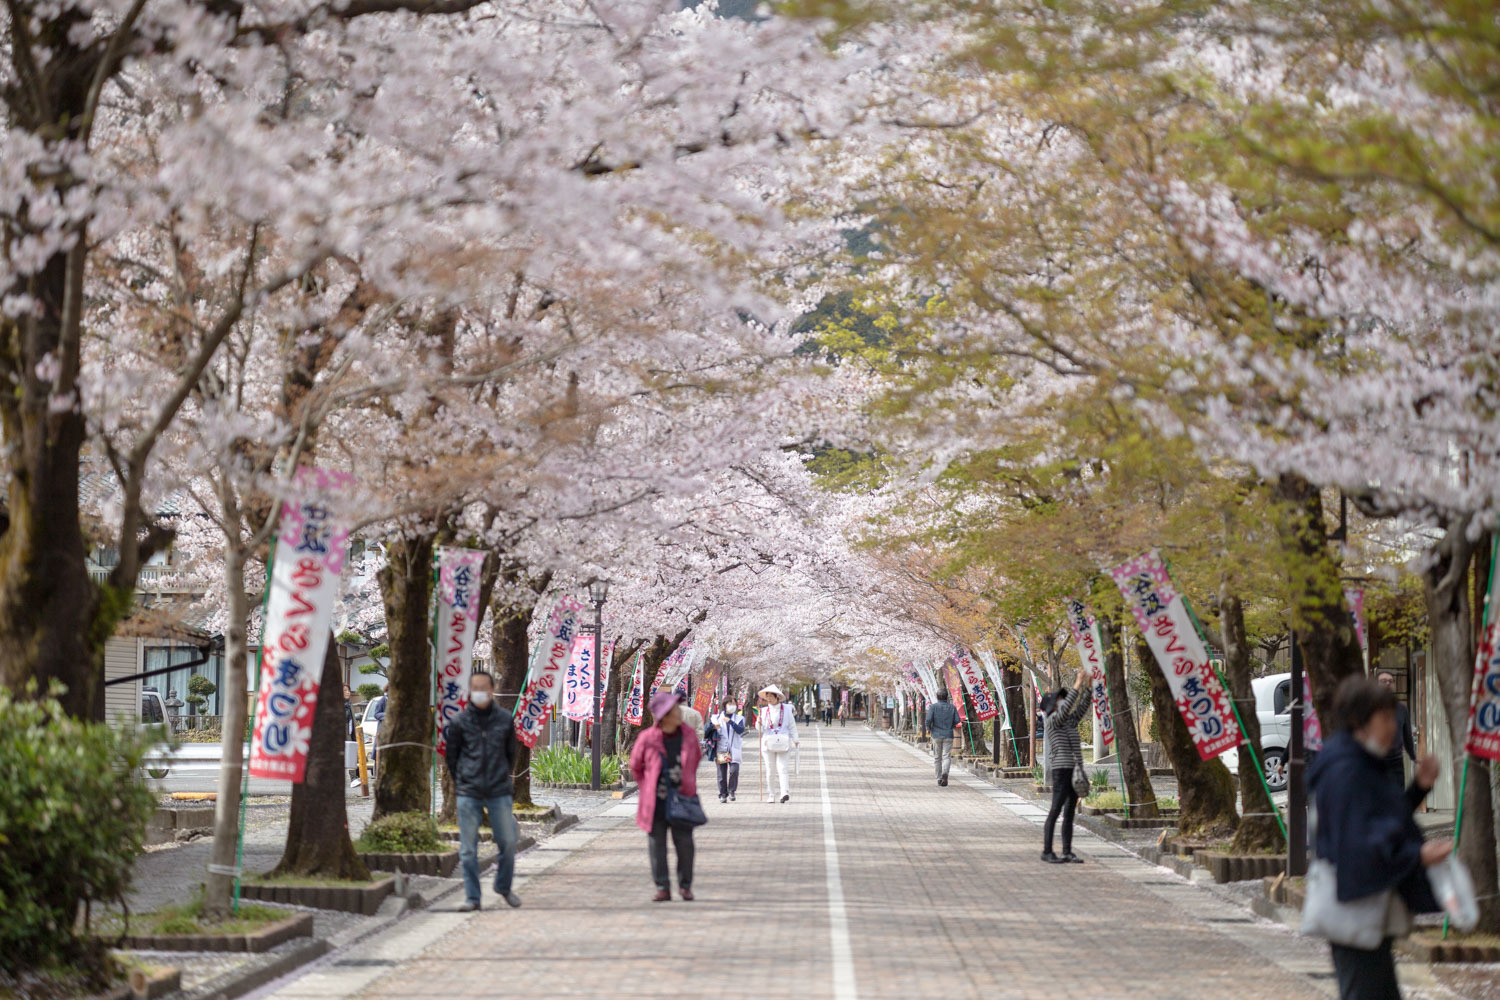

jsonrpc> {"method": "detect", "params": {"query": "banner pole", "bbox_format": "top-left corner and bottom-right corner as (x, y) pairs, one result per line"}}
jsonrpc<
(1444, 540), (1497, 938)
(234, 545), (277, 916)
(430, 556), (439, 818)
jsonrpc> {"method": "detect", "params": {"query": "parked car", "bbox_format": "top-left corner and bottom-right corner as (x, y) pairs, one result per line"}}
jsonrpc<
(358, 695), (386, 770)
(1220, 672), (1292, 792)
(140, 689), (173, 778)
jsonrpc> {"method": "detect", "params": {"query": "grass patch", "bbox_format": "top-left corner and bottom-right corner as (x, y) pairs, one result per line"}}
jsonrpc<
(93, 894), (289, 937)
(531, 746), (622, 784)
(1084, 790), (1124, 809)
(246, 873), (384, 888)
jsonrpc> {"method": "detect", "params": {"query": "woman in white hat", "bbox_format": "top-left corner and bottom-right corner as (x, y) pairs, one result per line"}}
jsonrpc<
(757, 684), (799, 803)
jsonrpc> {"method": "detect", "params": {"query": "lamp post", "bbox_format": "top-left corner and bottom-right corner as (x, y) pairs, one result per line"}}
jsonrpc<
(588, 579), (609, 791)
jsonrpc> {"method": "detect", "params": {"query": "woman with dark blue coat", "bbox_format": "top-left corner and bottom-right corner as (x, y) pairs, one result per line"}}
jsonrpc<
(1309, 675), (1452, 1000)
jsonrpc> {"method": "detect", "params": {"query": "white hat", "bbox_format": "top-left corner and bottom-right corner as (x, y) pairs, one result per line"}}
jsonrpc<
(759, 683), (785, 699)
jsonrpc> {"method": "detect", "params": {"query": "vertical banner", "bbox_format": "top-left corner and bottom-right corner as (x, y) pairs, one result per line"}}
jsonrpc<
(561, 634), (596, 722)
(249, 467), (354, 782)
(954, 646), (999, 721)
(976, 648), (1015, 733)
(943, 660), (968, 722)
(598, 637), (614, 717)
(434, 547), (485, 757)
(622, 650), (647, 725)
(652, 640), (693, 695)
(513, 596), (583, 748)
(916, 661), (940, 701)
(1466, 596), (1500, 760)
(693, 658), (721, 718)
(1109, 550), (1241, 760)
(1064, 598), (1115, 751)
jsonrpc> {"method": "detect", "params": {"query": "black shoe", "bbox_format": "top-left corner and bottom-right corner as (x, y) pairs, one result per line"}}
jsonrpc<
(1040, 851), (1064, 864)
(1061, 852), (1084, 864)
(939, 777), (948, 786)
(458, 900), (480, 912)
(780, 793), (790, 803)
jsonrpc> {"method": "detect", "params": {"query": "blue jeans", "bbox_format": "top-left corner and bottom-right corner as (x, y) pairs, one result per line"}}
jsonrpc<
(457, 795), (517, 904)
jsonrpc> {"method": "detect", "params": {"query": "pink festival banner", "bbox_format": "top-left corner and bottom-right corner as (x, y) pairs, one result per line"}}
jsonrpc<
(434, 547), (485, 757)
(1467, 613), (1500, 762)
(1064, 598), (1115, 751)
(249, 467), (354, 783)
(955, 646), (999, 721)
(943, 661), (968, 723)
(561, 634), (596, 722)
(652, 640), (693, 695)
(1109, 550), (1241, 761)
(622, 650), (647, 725)
(513, 596), (583, 749)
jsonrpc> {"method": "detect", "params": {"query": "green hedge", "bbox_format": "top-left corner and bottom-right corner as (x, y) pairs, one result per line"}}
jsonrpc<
(356, 811), (442, 853)
(0, 686), (156, 979)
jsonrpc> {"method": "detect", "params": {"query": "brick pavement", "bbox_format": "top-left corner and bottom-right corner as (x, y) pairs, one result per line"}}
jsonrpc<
(284, 726), (1342, 1000)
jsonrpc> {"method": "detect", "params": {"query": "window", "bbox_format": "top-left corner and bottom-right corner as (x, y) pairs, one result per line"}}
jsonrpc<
(1274, 680), (1291, 715)
(141, 692), (164, 723)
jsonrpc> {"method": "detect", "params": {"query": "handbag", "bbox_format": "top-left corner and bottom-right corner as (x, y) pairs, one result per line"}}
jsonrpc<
(717, 751), (733, 766)
(658, 751), (707, 828)
(762, 705), (791, 753)
(1071, 764), (1090, 798)
(1301, 858), (1411, 949)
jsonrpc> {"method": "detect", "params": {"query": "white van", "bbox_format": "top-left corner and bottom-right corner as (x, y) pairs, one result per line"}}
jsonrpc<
(1220, 672), (1293, 792)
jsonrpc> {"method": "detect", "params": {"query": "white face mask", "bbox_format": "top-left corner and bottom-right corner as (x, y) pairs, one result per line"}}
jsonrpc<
(1357, 732), (1389, 758)
(469, 690), (492, 708)
(724, 705), (736, 715)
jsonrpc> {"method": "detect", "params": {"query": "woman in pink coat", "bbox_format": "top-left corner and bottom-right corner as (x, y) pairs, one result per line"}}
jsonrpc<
(630, 691), (702, 902)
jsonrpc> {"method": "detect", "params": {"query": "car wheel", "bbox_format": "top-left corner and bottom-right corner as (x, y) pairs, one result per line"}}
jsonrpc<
(1262, 749), (1288, 792)
(147, 767), (169, 779)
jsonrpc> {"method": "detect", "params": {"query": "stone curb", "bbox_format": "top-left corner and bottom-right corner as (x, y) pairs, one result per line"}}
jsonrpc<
(188, 938), (331, 1000)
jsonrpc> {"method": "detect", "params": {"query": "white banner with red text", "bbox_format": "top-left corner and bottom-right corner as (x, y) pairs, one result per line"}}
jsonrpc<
(1064, 598), (1115, 751)
(434, 547), (485, 757)
(513, 596), (583, 748)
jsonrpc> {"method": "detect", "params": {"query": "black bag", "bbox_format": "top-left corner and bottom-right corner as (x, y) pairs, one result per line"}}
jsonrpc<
(660, 751), (708, 828)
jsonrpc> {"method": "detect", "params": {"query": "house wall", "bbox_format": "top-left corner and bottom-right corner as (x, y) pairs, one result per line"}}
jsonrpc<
(104, 636), (141, 724)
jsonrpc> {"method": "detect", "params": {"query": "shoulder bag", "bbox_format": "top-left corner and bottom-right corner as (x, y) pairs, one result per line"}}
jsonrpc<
(1300, 811), (1411, 949)
(1071, 763), (1090, 798)
(762, 705), (792, 753)
(659, 751), (708, 828)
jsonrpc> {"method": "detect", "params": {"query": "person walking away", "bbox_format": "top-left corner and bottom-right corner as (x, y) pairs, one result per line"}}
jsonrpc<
(757, 685), (799, 803)
(1375, 671), (1418, 789)
(837, 702), (846, 727)
(442, 671), (522, 912)
(710, 701), (745, 802)
(1310, 675), (1450, 1000)
(1041, 667), (1091, 864)
(630, 691), (703, 901)
(926, 689), (960, 786)
(343, 684), (359, 784)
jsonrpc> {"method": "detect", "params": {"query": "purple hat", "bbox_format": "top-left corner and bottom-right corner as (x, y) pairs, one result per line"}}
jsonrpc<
(649, 690), (683, 721)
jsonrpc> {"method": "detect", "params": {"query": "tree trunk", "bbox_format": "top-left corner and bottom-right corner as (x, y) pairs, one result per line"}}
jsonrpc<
(1274, 473), (1365, 723)
(620, 630), (691, 760)
(1222, 586), (1284, 853)
(1099, 616), (1157, 819)
(271, 635), (370, 879)
(600, 639), (637, 757)
(204, 547), (252, 918)
(373, 533), (436, 820)
(1423, 519), (1499, 932)
(437, 768), (457, 825)
(1138, 634), (1239, 841)
(962, 685), (989, 757)
(1002, 662), (1030, 764)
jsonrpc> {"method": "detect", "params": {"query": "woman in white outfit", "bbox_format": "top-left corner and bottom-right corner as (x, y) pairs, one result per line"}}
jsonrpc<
(757, 684), (799, 803)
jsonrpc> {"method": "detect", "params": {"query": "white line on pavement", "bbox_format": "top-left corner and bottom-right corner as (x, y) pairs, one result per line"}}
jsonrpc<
(816, 727), (858, 1000)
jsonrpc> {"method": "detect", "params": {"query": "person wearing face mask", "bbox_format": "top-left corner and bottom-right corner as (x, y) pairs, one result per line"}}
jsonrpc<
(1309, 675), (1452, 999)
(442, 671), (522, 912)
(710, 701), (745, 802)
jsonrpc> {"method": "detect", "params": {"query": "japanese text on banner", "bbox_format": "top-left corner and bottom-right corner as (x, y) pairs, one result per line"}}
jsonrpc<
(561, 634), (596, 722)
(955, 646), (999, 721)
(1064, 598), (1115, 750)
(249, 467), (353, 783)
(943, 661), (968, 723)
(1108, 551), (1241, 760)
(434, 547), (485, 757)
(693, 659), (721, 718)
(1467, 618), (1500, 761)
(623, 650), (647, 725)
(513, 596), (583, 749)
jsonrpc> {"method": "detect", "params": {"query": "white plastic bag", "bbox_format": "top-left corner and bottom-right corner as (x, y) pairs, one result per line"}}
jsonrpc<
(1428, 856), (1479, 932)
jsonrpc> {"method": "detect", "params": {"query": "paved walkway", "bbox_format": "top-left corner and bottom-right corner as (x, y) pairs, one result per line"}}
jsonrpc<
(264, 726), (1340, 1000)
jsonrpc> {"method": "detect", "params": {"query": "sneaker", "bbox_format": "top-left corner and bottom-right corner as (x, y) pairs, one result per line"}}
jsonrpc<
(939, 777), (948, 786)
(652, 889), (671, 902)
(719, 796), (727, 803)
(458, 900), (480, 912)
(679, 887), (695, 901)
(730, 794), (736, 801)
(501, 892), (522, 907)
(1061, 853), (1084, 864)
(780, 793), (790, 803)
(765, 797), (776, 803)
(1040, 852), (1064, 864)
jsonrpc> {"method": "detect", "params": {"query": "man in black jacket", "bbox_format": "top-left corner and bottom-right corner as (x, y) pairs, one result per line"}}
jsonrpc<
(1376, 670), (1418, 787)
(443, 671), (522, 912)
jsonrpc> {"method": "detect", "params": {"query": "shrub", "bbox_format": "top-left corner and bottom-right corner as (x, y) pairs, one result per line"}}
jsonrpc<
(356, 683), (382, 704)
(532, 745), (622, 784)
(356, 811), (442, 853)
(1091, 767), (1109, 789)
(0, 686), (156, 981)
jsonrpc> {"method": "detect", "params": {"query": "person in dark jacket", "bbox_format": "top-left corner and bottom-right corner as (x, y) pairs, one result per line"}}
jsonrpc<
(1041, 667), (1091, 864)
(442, 671), (522, 912)
(925, 689), (961, 786)
(1310, 675), (1451, 1000)
(1375, 671), (1418, 787)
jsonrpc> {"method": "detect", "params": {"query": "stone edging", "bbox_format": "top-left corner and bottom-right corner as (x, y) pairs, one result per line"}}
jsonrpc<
(102, 912), (313, 953)
(358, 850), (460, 878)
(239, 876), (395, 916)
(531, 780), (626, 790)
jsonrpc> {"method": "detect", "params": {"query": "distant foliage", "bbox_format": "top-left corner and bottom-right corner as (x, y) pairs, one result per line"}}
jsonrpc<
(532, 746), (622, 785)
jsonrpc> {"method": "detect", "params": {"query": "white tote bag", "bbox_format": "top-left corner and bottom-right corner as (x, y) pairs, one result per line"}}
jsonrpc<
(1301, 858), (1411, 950)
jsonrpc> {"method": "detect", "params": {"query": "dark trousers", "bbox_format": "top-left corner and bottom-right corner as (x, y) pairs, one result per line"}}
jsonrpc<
(649, 807), (695, 890)
(716, 761), (740, 798)
(1043, 767), (1079, 854)
(1330, 939), (1400, 1000)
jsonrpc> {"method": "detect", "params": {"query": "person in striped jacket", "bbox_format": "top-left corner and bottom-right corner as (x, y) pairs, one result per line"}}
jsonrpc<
(1041, 667), (1091, 865)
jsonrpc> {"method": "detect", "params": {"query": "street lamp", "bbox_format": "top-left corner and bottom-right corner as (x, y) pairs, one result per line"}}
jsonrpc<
(588, 579), (610, 791)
